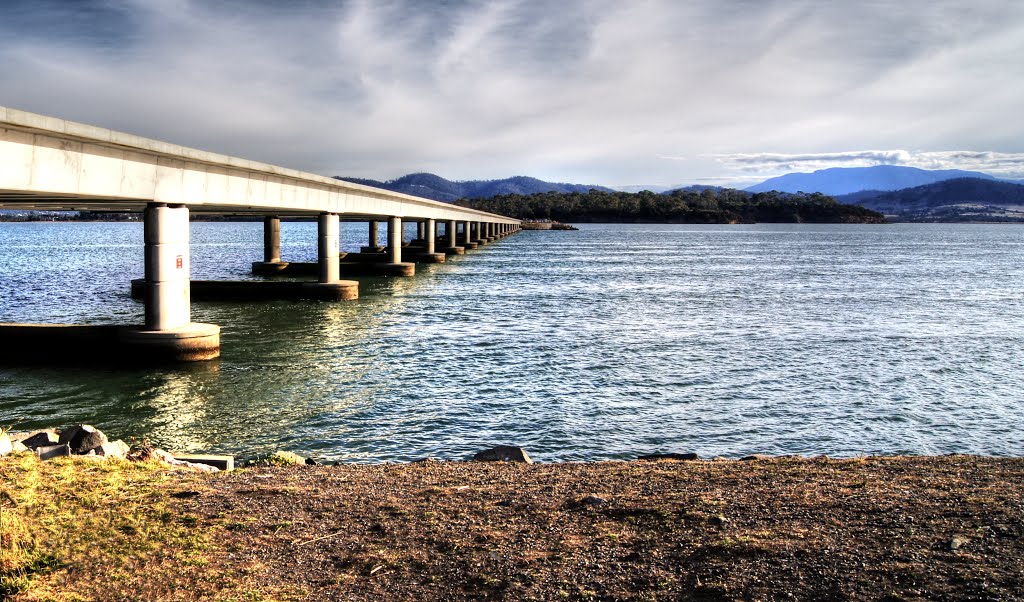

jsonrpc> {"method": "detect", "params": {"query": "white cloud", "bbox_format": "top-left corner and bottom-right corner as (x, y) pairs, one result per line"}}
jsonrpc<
(710, 150), (1024, 179)
(0, 0), (1022, 187)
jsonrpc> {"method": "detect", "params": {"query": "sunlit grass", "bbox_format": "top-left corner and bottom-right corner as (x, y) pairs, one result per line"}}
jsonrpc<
(0, 452), (297, 601)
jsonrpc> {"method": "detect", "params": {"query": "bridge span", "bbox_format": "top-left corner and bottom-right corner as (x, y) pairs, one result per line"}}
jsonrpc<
(0, 106), (522, 362)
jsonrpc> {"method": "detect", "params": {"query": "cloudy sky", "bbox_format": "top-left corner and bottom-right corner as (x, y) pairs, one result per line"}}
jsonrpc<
(2, 0), (1023, 188)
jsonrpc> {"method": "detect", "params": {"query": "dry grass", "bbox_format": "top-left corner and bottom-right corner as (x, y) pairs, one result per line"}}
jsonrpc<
(0, 452), (298, 601)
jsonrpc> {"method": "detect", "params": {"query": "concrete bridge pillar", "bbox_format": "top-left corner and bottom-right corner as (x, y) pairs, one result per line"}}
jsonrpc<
(318, 213), (340, 283)
(408, 217), (445, 263)
(362, 220), (384, 253)
(379, 216), (415, 276)
(252, 216), (289, 274)
(387, 216), (402, 264)
(143, 204), (191, 330)
(442, 219), (464, 255)
(119, 203), (221, 361)
(265, 216), (281, 262)
(425, 218), (436, 254)
(461, 220), (478, 249)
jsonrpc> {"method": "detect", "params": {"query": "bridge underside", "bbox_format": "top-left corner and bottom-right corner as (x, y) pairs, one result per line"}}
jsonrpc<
(0, 105), (524, 364)
(0, 190), (439, 219)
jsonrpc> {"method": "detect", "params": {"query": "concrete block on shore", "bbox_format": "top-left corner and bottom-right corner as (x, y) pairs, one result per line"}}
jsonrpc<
(37, 443), (71, 460)
(172, 454), (234, 471)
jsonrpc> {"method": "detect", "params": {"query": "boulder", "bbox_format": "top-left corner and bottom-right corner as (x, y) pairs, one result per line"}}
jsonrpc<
(638, 452), (700, 461)
(95, 440), (130, 458)
(36, 443), (71, 461)
(58, 425), (109, 455)
(267, 451), (305, 466)
(0, 432), (12, 457)
(12, 441), (29, 453)
(472, 445), (533, 464)
(19, 430), (59, 450)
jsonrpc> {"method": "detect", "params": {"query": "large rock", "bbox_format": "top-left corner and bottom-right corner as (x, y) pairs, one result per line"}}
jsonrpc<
(0, 432), (12, 457)
(472, 445), (533, 464)
(96, 440), (130, 458)
(58, 425), (109, 455)
(18, 430), (59, 450)
(264, 451), (305, 466)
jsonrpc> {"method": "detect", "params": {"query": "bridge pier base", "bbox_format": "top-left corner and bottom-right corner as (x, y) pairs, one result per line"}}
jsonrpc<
(252, 216), (290, 274)
(461, 221), (479, 250)
(411, 217), (446, 263)
(440, 219), (465, 255)
(383, 216), (416, 276)
(361, 220), (385, 254)
(132, 204), (221, 361)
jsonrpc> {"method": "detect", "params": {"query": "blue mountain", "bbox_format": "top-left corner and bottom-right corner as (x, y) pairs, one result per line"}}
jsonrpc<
(335, 173), (612, 202)
(745, 165), (997, 195)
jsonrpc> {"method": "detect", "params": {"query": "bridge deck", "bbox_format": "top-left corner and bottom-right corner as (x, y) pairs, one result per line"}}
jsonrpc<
(0, 106), (517, 223)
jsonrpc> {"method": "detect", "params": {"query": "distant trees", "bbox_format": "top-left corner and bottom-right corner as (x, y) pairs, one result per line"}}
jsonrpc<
(455, 188), (886, 224)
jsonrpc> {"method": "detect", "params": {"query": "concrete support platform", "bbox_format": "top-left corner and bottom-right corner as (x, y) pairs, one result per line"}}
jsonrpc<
(0, 322), (220, 364)
(131, 279), (358, 301)
(411, 252), (446, 263)
(343, 252), (389, 263)
(441, 246), (465, 255)
(248, 262), (415, 277)
(462, 242), (479, 250)
(360, 246), (385, 254)
(252, 261), (291, 275)
(342, 262), (415, 277)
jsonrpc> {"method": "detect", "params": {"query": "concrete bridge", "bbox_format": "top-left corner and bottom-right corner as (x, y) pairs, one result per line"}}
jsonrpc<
(0, 106), (521, 362)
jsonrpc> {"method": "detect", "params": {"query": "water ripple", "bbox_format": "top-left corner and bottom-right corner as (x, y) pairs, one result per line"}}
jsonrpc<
(2, 223), (1024, 460)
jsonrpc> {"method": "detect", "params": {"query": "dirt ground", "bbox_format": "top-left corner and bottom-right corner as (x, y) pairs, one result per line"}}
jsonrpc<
(4, 454), (1023, 601)
(176, 455), (1024, 601)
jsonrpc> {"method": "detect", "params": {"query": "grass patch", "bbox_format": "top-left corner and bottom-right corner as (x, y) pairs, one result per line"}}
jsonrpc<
(0, 453), (293, 601)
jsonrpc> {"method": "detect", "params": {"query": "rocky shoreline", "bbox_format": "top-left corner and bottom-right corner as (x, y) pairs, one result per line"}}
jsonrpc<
(3, 426), (1023, 601)
(1, 425), (829, 469)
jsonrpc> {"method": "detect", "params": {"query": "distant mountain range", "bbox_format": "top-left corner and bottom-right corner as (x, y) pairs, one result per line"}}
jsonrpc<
(335, 173), (612, 202)
(327, 168), (1024, 222)
(744, 165), (998, 195)
(837, 178), (1024, 222)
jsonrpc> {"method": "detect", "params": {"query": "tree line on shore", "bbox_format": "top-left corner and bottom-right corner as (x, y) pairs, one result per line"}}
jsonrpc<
(456, 188), (887, 224)
(0, 189), (886, 224)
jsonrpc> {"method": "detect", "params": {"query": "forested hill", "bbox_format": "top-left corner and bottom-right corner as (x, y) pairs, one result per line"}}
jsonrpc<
(335, 173), (612, 202)
(456, 189), (886, 224)
(837, 178), (1024, 222)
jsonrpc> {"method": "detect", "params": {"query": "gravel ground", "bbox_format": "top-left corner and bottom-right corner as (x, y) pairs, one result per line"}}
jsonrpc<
(165, 455), (1024, 601)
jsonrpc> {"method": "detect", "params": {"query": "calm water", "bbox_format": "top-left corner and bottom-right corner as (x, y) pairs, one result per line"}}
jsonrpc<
(1, 222), (1022, 461)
